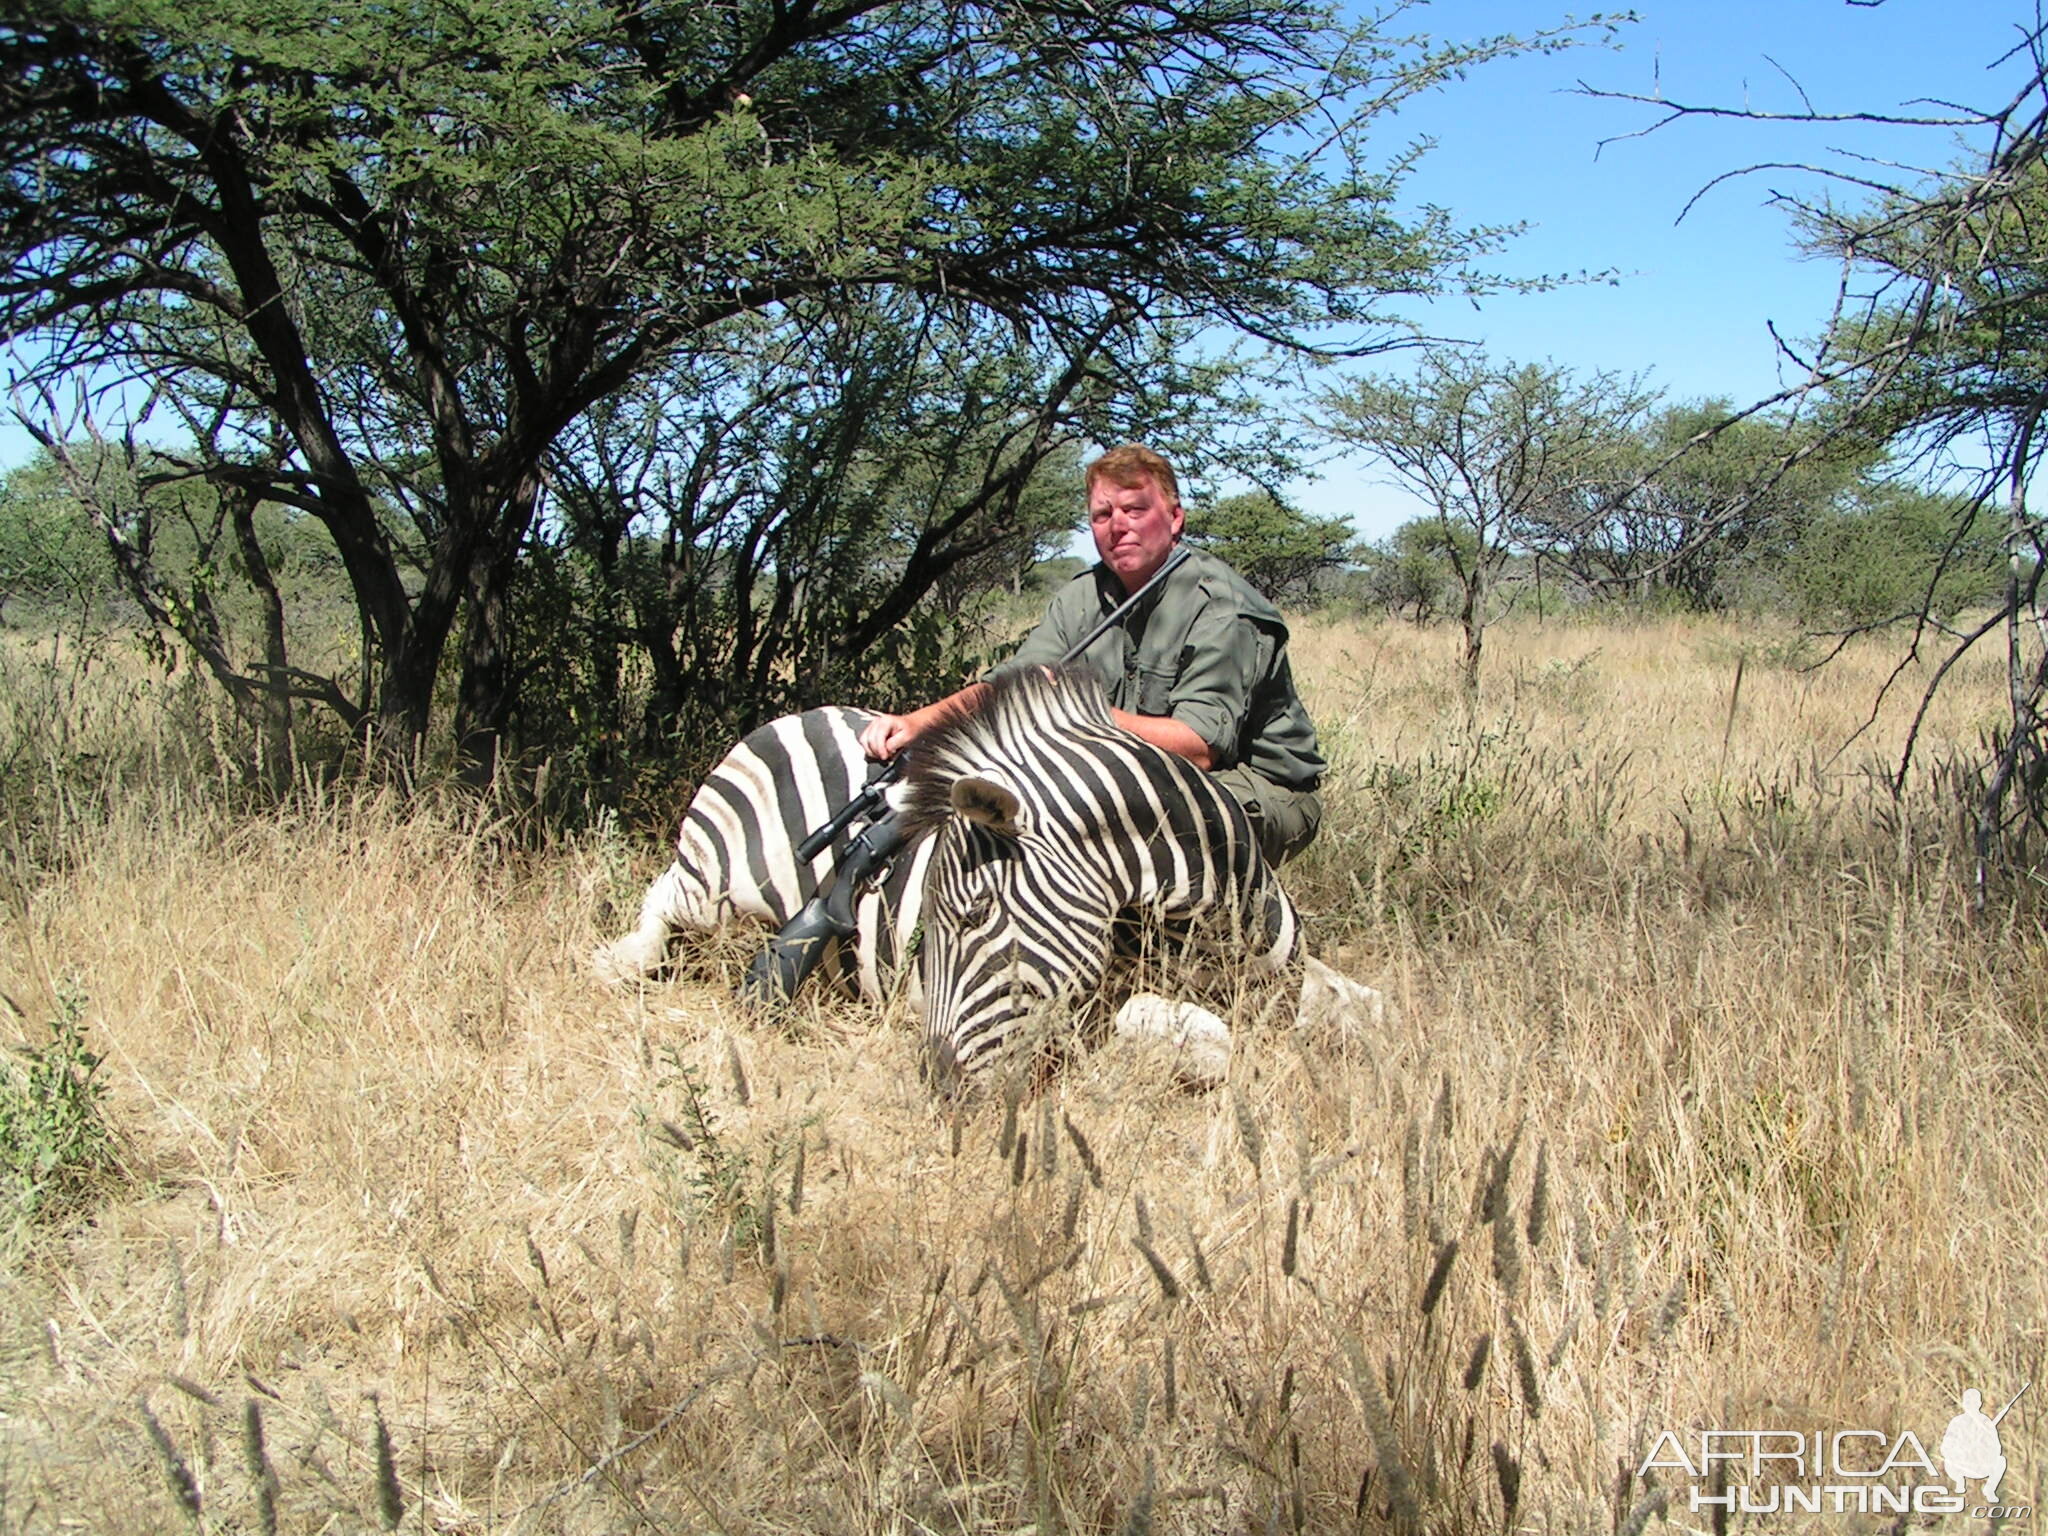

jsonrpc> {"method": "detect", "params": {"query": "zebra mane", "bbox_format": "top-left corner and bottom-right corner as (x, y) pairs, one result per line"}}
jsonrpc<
(898, 666), (1117, 834)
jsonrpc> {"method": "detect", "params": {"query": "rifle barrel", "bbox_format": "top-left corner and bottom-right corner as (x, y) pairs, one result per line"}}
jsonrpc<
(796, 763), (900, 862)
(1991, 1380), (2032, 1425)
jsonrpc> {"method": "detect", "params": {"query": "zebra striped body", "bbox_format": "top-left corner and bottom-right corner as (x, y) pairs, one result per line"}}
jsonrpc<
(599, 708), (934, 1000)
(599, 668), (1306, 1086)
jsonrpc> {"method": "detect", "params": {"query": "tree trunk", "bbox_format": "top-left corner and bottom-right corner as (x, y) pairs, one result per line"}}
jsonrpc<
(227, 484), (295, 794)
(453, 473), (545, 787)
(1458, 565), (1486, 713)
(1972, 395), (2048, 908)
(370, 598), (459, 780)
(454, 546), (520, 789)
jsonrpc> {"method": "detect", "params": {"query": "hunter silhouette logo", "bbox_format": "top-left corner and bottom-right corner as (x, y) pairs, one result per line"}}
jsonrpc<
(1943, 1383), (2030, 1503)
(1640, 1378), (2033, 1519)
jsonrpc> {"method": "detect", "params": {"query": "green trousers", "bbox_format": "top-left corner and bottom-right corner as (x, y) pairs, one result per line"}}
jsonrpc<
(1211, 764), (1323, 868)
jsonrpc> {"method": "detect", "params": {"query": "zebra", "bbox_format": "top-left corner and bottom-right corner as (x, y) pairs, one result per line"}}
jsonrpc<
(596, 667), (1381, 1087)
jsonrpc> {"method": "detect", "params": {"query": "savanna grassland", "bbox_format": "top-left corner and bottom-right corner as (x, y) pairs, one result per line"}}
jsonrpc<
(1, 612), (2044, 1534)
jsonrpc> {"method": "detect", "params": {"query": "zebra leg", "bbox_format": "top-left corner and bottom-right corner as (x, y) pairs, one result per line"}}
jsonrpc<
(1113, 995), (1233, 1087)
(1111, 960), (1383, 1087)
(591, 859), (706, 984)
(1292, 956), (1387, 1040)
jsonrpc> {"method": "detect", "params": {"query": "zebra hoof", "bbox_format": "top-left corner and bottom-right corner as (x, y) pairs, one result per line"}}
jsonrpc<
(1295, 957), (1386, 1041)
(1113, 995), (1231, 1087)
(591, 932), (666, 985)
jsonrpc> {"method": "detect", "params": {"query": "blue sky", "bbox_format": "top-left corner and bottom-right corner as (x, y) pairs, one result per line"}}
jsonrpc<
(1292, 0), (2036, 539)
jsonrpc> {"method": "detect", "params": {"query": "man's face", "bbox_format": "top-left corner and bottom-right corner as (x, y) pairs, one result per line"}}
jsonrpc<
(1088, 473), (1184, 592)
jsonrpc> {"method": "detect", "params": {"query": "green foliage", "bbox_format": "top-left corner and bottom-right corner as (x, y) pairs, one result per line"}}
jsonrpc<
(0, 455), (120, 624)
(1184, 490), (1357, 605)
(0, 446), (352, 630)
(1, 989), (119, 1228)
(1575, 400), (1874, 611)
(1785, 483), (2008, 629)
(536, 328), (1075, 783)
(1, 441), (370, 792)
(1021, 556), (1089, 601)
(925, 442), (1090, 618)
(1356, 724), (1530, 868)
(1431, 775), (1505, 833)
(1800, 150), (2048, 474)
(1, 0), (1618, 780)
(1354, 516), (1480, 622)
(641, 1048), (800, 1262)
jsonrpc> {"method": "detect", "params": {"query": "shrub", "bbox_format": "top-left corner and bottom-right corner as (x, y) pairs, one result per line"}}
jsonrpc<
(1, 988), (119, 1229)
(1786, 483), (2007, 629)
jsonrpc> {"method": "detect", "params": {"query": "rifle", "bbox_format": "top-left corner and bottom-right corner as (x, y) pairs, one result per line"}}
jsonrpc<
(742, 542), (1195, 1005)
(1991, 1381), (2032, 1425)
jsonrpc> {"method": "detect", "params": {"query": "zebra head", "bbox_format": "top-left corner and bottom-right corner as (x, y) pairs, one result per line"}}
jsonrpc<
(900, 666), (1293, 1091)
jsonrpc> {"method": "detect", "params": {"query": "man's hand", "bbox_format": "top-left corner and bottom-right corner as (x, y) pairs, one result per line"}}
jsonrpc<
(860, 712), (915, 761)
(860, 683), (993, 761)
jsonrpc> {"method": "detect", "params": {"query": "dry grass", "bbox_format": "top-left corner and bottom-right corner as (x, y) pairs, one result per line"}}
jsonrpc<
(2, 612), (2045, 1533)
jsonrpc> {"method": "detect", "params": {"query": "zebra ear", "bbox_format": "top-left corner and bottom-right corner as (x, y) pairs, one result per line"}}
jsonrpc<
(950, 775), (1026, 839)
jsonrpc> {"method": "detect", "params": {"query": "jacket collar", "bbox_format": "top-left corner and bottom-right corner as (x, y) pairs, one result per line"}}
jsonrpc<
(1091, 542), (1191, 619)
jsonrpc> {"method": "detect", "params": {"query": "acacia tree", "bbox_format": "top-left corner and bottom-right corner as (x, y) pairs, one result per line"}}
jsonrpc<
(1354, 517), (1476, 623)
(1320, 351), (1656, 699)
(1183, 490), (1358, 605)
(1548, 400), (1868, 610)
(1811, 154), (2048, 886)
(1784, 481), (2007, 630)
(1584, 21), (2048, 894)
(1, 0), (1596, 786)
(0, 452), (122, 628)
(541, 298), (1112, 760)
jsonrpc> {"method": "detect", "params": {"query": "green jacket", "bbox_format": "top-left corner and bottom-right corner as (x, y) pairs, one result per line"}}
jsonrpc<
(995, 545), (1326, 791)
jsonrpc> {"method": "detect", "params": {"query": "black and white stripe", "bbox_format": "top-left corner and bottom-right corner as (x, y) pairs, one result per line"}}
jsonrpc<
(897, 666), (1300, 1083)
(599, 707), (934, 999)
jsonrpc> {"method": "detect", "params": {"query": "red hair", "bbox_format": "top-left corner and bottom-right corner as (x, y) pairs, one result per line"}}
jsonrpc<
(1084, 445), (1180, 505)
